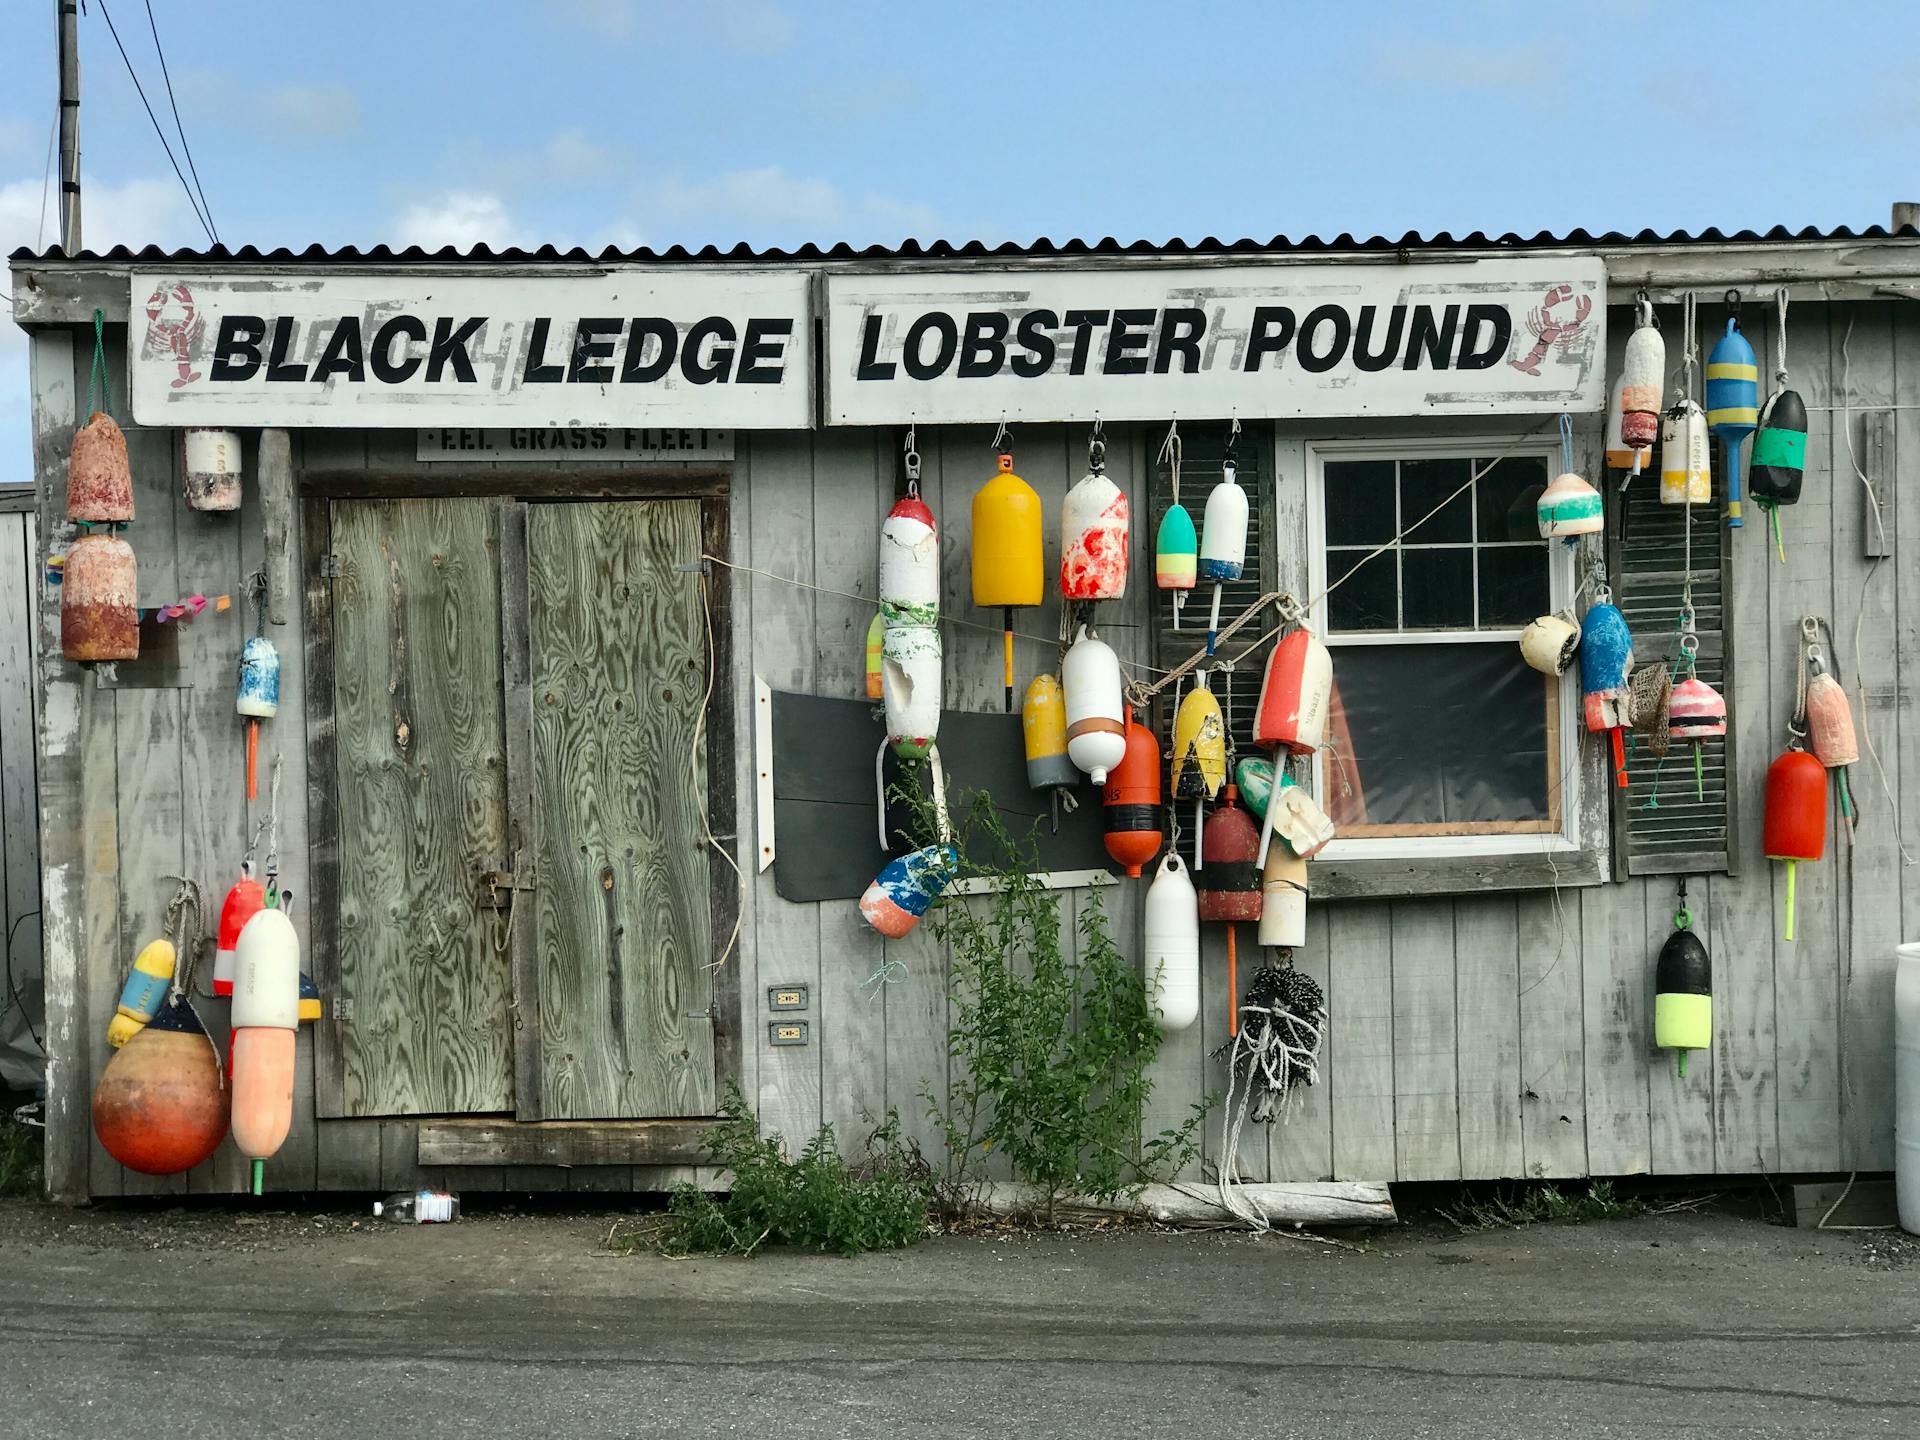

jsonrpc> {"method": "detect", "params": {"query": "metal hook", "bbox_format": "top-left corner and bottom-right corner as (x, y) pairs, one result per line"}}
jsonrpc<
(1725, 288), (1742, 318)
(990, 416), (1010, 452)
(1087, 418), (1106, 472)
(1226, 415), (1242, 455)
(903, 424), (921, 489)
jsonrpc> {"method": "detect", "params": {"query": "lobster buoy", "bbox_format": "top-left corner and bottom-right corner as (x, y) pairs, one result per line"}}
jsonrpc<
(238, 634), (280, 802)
(1198, 786), (1261, 1035)
(1807, 655), (1860, 823)
(1520, 611), (1580, 675)
(860, 843), (958, 939)
(1173, 679), (1227, 868)
(1655, 911), (1712, 1078)
(1536, 470), (1603, 540)
(1253, 627), (1333, 864)
(1272, 783), (1336, 860)
(1060, 464), (1129, 601)
(1233, 755), (1276, 823)
(1659, 401), (1711, 507)
(68, 411), (134, 523)
(1764, 749), (1826, 942)
(1143, 851), (1199, 1033)
(1706, 313), (1759, 529)
(1580, 600), (1633, 789)
(879, 492), (940, 628)
(92, 997), (228, 1176)
(1668, 676), (1726, 801)
(183, 428), (243, 512)
(1103, 710), (1163, 878)
(1604, 373), (1636, 473)
(1258, 843), (1309, 950)
(880, 623), (941, 760)
(1155, 501), (1197, 592)
(107, 937), (176, 1049)
(864, 613), (884, 701)
(1620, 299), (1665, 470)
(1062, 627), (1126, 783)
(214, 870), (266, 998)
(973, 449), (1044, 711)
(1022, 674), (1078, 795)
(1198, 459), (1249, 649)
(231, 905), (300, 1193)
(1751, 387), (1808, 557)
(61, 531), (139, 662)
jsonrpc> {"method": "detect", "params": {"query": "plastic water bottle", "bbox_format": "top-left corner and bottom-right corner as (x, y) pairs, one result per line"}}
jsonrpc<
(373, 1189), (460, 1224)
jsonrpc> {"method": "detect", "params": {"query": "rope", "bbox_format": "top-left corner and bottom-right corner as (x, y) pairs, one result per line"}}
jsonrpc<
(693, 568), (746, 970)
(87, 309), (110, 418)
(1213, 962), (1326, 1230)
(160, 875), (203, 1003)
(1680, 291), (1699, 405)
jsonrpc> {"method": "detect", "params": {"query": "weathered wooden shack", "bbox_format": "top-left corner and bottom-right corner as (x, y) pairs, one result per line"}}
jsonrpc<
(10, 219), (1920, 1202)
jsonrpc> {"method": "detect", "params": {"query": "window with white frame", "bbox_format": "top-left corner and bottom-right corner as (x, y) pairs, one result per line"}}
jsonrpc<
(1307, 438), (1578, 856)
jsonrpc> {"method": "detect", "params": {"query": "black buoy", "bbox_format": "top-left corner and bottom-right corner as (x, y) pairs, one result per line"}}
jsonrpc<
(1654, 892), (1712, 1078)
(1750, 388), (1808, 559)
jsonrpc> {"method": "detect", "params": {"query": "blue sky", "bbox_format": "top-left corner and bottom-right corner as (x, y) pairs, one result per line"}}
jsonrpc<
(4, 0), (1918, 471)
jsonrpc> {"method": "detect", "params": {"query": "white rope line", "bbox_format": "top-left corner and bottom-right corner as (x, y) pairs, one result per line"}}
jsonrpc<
(694, 569), (748, 969)
(1216, 989), (1325, 1230)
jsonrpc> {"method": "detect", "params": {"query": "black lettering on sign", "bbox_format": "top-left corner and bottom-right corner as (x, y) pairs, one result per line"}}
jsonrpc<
(266, 316), (307, 382)
(1352, 305), (1406, 373)
(903, 312), (958, 380)
(738, 318), (791, 383)
(1011, 309), (1057, 378)
(1457, 304), (1512, 370)
(1105, 308), (1154, 376)
(1153, 308), (1205, 375)
(1296, 304), (1351, 374)
(312, 317), (367, 383)
(523, 317), (565, 384)
(1062, 310), (1109, 376)
(569, 317), (620, 383)
(370, 315), (426, 384)
(855, 314), (896, 381)
(682, 316), (736, 384)
(958, 312), (1009, 378)
(428, 316), (485, 383)
(1403, 304), (1459, 371)
(622, 318), (676, 383)
(209, 315), (265, 381)
(1244, 306), (1295, 373)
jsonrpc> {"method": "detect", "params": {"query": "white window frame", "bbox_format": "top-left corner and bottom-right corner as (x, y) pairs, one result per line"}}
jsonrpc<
(1304, 434), (1582, 862)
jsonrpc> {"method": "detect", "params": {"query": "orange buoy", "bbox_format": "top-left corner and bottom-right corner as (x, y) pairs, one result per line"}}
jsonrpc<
(91, 997), (228, 1176)
(68, 412), (134, 523)
(230, 905), (300, 1193)
(61, 531), (139, 662)
(1253, 627), (1333, 863)
(1102, 709), (1163, 878)
(214, 870), (265, 998)
(1764, 749), (1826, 941)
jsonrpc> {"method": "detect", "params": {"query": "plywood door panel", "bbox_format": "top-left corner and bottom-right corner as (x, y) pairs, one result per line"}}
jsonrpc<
(528, 500), (715, 1120)
(331, 499), (513, 1116)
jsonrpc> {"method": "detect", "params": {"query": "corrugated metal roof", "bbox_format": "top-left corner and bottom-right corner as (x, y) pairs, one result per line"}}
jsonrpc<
(11, 223), (1919, 267)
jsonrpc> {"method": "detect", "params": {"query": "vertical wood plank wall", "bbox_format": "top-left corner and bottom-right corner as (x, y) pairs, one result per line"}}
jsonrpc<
(32, 297), (1920, 1195)
(0, 505), (43, 1088)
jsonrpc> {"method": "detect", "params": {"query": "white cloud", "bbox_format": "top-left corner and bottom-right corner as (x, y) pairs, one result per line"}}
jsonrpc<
(264, 83), (362, 140)
(388, 190), (529, 251)
(643, 165), (936, 244)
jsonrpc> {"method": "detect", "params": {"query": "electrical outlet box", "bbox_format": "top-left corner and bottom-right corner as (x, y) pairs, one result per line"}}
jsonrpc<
(769, 1021), (809, 1046)
(767, 985), (809, 1012)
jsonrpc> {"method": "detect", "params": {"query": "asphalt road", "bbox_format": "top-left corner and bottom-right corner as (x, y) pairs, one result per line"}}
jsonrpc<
(3, 1199), (1917, 1438)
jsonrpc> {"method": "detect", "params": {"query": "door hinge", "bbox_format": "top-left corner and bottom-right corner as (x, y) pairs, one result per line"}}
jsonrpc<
(319, 554), (343, 581)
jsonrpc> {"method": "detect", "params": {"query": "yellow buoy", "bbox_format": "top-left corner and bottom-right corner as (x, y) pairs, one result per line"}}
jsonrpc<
(973, 449), (1044, 711)
(107, 937), (177, 1048)
(1172, 679), (1227, 868)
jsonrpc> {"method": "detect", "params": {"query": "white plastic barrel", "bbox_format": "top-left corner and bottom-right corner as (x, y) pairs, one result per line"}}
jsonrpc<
(1897, 943), (1920, 1234)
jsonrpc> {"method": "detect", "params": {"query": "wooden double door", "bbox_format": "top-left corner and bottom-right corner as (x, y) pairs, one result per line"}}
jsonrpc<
(317, 496), (718, 1122)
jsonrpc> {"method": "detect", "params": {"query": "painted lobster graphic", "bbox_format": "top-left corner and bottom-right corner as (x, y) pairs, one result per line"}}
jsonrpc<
(142, 281), (205, 390)
(1509, 283), (1592, 377)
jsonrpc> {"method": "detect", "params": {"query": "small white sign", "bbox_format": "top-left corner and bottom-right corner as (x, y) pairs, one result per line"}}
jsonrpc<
(824, 258), (1607, 425)
(415, 427), (734, 463)
(130, 271), (811, 429)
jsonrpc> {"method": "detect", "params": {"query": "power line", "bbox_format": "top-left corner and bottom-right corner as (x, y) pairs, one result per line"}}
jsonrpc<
(143, 0), (217, 245)
(36, 104), (57, 250)
(92, 0), (217, 246)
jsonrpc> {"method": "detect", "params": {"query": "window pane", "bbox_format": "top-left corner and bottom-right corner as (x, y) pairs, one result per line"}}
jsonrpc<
(1477, 456), (1550, 542)
(1326, 549), (1397, 632)
(1324, 460), (1397, 546)
(1477, 546), (1550, 627)
(1401, 548), (1473, 629)
(1325, 643), (1554, 828)
(1400, 458), (1473, 543)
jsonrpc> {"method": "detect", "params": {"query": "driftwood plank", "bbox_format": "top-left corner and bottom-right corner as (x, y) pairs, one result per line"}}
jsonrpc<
(527, 500), (714, 1119)
(416, 1118), (720, 1167)
(331, 500), (513, 1114)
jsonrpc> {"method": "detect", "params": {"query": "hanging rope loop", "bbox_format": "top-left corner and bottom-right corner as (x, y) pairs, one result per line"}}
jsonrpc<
(87, 308), (111, 418)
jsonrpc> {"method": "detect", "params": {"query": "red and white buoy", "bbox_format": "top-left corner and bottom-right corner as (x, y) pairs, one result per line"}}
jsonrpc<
(1252, 627), (1333, 864)
(1061, 429), (1128, 602)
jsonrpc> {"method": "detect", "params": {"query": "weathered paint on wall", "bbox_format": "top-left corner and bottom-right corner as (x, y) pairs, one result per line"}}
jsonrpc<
(27, 293), (1920, 1196)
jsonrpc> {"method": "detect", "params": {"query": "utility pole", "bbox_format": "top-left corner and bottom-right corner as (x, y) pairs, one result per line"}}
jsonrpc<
(57, 0), (81, 250)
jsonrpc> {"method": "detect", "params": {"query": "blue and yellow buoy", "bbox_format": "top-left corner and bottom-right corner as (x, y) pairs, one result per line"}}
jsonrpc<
(1705, 301), (1759, 530)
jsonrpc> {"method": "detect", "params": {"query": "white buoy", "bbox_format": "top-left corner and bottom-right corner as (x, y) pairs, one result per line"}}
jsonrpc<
(1144, 852), (1199, 1033)
(1062, 626), (1126, 783)
(879, 493), (940, 626)
(1198, 459), (1249, 650)
(881, 623), (942, 759)
(1060, 467), (1129, 601)
(1897, 943), (1920, 1234)
(1258, 845), (1308, 948)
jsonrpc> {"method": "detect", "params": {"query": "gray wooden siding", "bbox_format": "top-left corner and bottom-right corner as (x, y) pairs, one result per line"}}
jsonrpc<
(0, 506), (43, 1090)
(32, 296), (1920, 1195)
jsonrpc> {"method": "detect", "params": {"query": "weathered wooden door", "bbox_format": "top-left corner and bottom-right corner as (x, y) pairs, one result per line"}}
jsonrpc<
(330, 499), (516, 1116)
(525, 501), (715, 1119)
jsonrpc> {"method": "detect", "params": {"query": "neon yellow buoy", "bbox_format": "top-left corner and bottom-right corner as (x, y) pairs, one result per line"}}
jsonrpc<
(973, 449), (1044, 712)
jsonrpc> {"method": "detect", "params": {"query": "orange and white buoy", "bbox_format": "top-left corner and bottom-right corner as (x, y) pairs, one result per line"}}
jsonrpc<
(1252, 626), (1333, 864)
(1062, 626), (1126, 784)
(1061, 430), (1128, 602)
(230, 903), (300, 1194)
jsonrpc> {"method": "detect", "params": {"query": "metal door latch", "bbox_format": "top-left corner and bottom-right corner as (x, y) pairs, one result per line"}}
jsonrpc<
(478, 868), (535, 909)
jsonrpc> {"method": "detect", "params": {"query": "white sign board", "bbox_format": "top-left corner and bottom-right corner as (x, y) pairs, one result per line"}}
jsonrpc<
(130, 272), (812, 429)
(416, 427), (733, 463)
(824, 258), (1606, 425)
